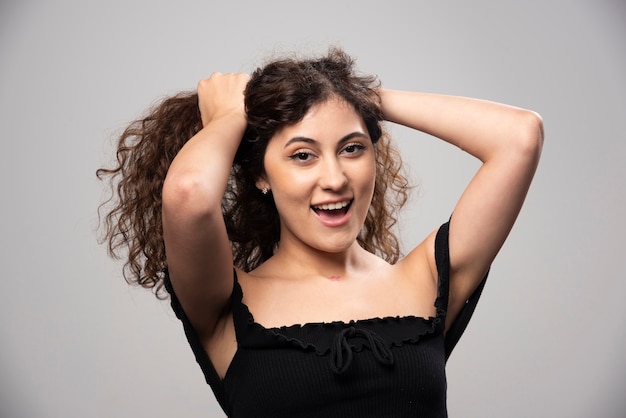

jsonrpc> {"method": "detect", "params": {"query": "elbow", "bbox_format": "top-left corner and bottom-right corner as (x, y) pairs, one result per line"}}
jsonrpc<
(527, 110), (545, 148)
(162, 172), (223, 220)
(514, 109), (544, 162)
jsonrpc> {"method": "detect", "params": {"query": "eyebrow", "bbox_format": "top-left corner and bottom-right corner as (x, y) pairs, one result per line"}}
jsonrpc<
(283, 131), (370, 148)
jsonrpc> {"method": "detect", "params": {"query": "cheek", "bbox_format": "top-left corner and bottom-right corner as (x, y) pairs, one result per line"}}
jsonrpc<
(266, 170), (315, 214)
(356, 157), (377, 192)
(267, 166), (314, 195)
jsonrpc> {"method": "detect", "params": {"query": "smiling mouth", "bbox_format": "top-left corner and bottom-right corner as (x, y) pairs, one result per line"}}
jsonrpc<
(311, 200), (352, 217)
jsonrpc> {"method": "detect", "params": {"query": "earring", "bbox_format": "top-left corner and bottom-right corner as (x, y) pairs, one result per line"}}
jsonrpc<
(261, 187), (269, 195)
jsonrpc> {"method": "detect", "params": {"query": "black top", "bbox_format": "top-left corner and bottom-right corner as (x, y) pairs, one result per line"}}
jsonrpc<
(165, 221), (488, 417)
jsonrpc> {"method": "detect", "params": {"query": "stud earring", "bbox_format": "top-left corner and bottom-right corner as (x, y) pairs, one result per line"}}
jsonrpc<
(261, 187), (269, 195)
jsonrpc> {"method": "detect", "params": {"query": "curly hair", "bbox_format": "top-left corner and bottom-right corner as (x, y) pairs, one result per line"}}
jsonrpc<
(97, 48), (410, 298)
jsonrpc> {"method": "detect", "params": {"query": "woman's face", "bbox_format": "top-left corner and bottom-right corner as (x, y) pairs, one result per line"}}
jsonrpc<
(259, 97), (376, 255)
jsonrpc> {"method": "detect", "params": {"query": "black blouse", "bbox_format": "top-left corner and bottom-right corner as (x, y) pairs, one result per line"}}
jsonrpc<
(165, 221), (488, 417)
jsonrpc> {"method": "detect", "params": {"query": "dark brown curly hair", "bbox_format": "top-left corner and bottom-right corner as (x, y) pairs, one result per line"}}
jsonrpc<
(97, 48), (410, 298)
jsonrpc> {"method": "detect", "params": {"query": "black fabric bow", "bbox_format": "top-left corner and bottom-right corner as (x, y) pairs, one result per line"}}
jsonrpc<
(330, 326), (394, 374)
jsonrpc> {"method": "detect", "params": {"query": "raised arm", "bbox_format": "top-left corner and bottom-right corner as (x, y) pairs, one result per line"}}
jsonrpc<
(379, 89), (544, 328)
(162, 73), (249, 338)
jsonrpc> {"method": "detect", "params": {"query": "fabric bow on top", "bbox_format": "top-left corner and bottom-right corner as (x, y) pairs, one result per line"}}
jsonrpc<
(329, 326), (394, 374)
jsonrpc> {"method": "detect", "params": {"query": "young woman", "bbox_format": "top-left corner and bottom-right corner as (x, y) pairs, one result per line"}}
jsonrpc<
(98, 48), (543, 417)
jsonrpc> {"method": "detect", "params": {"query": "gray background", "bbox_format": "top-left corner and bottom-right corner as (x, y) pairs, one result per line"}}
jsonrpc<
(1, 0), (625, 417)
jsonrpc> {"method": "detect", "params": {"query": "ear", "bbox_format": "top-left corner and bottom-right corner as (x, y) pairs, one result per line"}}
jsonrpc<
(255, 177), (270, 193)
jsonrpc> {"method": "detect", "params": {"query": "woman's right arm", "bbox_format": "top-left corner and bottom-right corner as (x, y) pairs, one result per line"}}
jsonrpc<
(162, 73), (249, 338)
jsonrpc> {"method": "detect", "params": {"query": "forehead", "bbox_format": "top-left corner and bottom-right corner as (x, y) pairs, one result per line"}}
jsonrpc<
(271, 98), (368, 145)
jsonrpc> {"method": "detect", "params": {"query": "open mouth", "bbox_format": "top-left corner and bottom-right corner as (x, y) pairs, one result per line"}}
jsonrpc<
(311, 200), (352, 218)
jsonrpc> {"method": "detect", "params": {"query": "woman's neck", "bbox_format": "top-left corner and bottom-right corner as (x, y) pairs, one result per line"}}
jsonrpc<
(254, 239), (376, 281)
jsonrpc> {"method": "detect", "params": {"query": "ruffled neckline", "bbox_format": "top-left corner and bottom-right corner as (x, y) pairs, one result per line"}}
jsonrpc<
(232, 273), (447, 356)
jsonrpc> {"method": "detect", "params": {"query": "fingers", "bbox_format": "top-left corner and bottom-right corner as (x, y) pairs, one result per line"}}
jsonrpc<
(197, 72), (250, 126)
(197, 72), (249, 94)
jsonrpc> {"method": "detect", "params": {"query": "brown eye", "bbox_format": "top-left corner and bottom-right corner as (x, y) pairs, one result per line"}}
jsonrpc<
(342, 143), (366, 156)
(289, 151), (313, 162)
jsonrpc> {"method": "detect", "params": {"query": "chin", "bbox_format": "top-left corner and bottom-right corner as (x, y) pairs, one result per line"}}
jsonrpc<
(312, 235), (360, 255)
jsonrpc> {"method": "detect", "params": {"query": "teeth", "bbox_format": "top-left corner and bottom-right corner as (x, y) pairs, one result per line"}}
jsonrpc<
(313, 200), (350, 211)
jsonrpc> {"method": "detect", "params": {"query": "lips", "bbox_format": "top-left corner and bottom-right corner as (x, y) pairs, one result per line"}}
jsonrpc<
(311, 200), (353, 223)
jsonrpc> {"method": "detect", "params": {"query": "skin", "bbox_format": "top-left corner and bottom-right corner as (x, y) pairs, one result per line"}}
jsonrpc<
(255, 97), (377, 277)
(162, 73), (544, 379)
(246, 97), (436, 329)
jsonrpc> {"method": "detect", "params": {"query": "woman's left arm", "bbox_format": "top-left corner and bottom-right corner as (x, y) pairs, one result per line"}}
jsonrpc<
(379, 89), (544, 329)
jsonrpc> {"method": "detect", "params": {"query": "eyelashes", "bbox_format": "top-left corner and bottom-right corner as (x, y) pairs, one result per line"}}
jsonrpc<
(288, 143), (367, 162)
(342, 144), (366, 155)
(288, 151), (313, 162)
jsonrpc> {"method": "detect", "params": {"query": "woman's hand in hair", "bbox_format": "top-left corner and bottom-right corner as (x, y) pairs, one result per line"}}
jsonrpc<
(197, 72), (250, 128)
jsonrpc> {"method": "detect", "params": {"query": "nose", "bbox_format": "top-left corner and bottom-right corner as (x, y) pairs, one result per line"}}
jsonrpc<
(319, 157), (348, 191)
